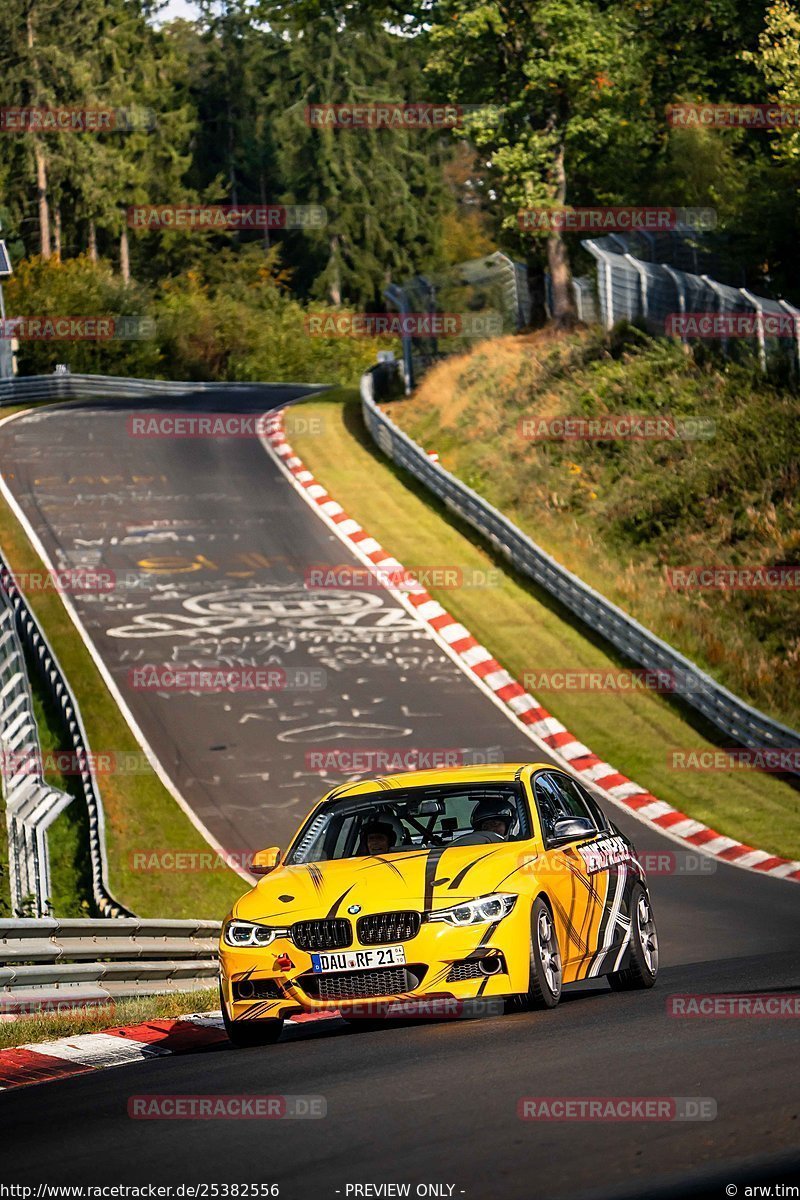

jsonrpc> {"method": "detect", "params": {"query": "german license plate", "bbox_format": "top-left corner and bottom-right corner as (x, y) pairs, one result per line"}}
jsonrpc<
(310, 946), (407, 973)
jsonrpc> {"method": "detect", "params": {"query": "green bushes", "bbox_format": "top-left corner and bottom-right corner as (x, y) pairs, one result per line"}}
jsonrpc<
(4, 256), (161, 378)
(6, 250), (394, 385)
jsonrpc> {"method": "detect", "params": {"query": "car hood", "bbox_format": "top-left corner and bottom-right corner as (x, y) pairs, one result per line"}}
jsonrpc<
(233, 843), (531, 922)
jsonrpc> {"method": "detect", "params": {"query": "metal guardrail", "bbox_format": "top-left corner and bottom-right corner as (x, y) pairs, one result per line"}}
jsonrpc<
(360, 367), (800, 775)
(0, 373), (327, 406)
(0, 594), (72, 916)
(0, 918), (220, 999)
(0, 553), (132, 917)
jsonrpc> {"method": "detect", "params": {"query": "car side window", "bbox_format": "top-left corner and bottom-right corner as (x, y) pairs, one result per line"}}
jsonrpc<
(570, 777), (611, 831)
(533, 772), (600, 845)
(532, 773), (562, 842)
(549, 773), (601, 828)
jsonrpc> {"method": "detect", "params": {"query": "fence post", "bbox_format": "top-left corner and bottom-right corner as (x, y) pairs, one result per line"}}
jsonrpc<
(383, 283), (414, 394)
(662, 265), (687, 345)
(740, 289), (767, 373)
(625, 254), (650, 323)
(701, 275), (730, 358)
(572, 279), (583, 323)
(778, 299), (800, 377)
(583, 242), (615, 330)
(593, 247), (615, 330)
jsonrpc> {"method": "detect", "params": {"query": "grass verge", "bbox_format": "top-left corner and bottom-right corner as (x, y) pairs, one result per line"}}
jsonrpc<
(393, 327), (800, 731)
(289, 391), (800, 861)
(0, 405), (244, 918)
(0, 986), (218, 1050)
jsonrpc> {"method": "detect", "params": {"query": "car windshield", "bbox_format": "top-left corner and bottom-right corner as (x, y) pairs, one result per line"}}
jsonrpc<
(285, 783), (530, 864)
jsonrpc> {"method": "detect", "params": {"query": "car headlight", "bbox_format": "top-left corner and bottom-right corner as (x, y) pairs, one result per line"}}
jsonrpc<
(223, 920), (288, 948)
(427, 893), (517, 926)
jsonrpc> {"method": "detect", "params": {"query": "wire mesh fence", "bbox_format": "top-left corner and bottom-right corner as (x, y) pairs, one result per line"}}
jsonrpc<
(582, 235), (800, 380)
(385, 252), (531, 391)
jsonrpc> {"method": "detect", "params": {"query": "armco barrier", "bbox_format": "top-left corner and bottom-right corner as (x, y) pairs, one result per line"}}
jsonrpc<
(0, 917), (220, 999)
(0, 552), (132, 918)
(0, 592), (72, 916)
(360, 367), (800, 775)
(0, 373), (327, 406)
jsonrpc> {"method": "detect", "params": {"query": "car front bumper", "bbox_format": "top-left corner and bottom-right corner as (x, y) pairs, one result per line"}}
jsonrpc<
(219, 903), (531, 1021)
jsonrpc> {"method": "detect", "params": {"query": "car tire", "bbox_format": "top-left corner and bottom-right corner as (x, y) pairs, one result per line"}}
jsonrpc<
(220, 982), (284, 1048)
(526, 897), (562, 1010)
(607, 882), (659, 991)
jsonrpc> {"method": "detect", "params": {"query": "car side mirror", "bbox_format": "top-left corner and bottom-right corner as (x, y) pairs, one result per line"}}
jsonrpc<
(550, 816), (595, 843)
(251, 846), (282, 875)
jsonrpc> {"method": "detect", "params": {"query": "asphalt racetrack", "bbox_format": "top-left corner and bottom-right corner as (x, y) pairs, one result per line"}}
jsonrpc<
(1, 394), (799, 1197)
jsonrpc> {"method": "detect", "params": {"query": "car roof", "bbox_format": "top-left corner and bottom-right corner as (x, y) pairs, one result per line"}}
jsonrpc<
(319, 762), (553, 802)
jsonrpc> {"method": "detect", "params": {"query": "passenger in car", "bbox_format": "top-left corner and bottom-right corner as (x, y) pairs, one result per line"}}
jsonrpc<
(470, 798), (515, 839)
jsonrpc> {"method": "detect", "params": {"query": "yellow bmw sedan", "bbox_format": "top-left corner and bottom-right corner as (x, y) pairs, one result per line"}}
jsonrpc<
(218, 764), (659, 1046)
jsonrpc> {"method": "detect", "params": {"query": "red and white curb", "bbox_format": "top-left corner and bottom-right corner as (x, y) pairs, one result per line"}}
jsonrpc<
(260, 411), (800, 884)
(0, 1010), (340, 1091)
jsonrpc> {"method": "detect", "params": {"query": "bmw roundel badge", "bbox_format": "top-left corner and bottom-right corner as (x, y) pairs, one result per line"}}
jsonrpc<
(348, 904), (362, 914)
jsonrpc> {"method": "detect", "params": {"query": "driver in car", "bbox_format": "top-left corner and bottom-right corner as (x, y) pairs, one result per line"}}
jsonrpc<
(471, 797), (515, 840)
(361, 819), (398, 856)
